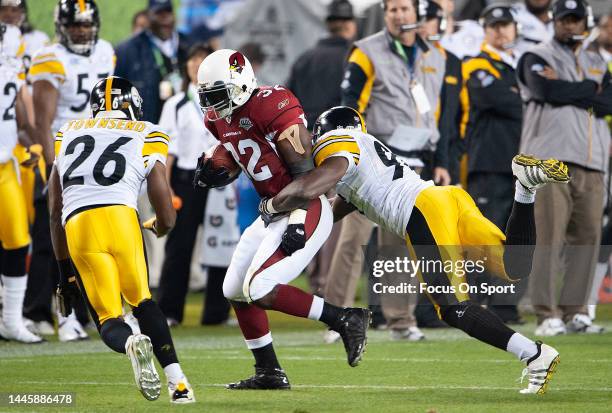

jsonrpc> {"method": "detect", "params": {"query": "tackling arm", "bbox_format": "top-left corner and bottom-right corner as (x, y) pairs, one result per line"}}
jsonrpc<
(270, 156), (349, 213)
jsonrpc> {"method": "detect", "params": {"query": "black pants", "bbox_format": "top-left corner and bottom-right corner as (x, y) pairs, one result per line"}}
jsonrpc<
(156, 166), (230, 324)
(468, 172), (527, 322)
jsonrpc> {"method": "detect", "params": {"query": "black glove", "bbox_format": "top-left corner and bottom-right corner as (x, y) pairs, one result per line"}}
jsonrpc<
(258, 197), (284, 227)
(56, 259), (80, 317)
(193, 153), (239, 189)
(281, 223), (306, 255)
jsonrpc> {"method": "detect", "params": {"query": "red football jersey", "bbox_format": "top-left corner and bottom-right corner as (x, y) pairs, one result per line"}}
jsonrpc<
(205, 85), (306, 198)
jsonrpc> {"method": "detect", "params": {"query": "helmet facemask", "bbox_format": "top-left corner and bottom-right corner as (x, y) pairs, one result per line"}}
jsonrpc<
(198, 81), (245, 121)
(58, 21), (98, 56)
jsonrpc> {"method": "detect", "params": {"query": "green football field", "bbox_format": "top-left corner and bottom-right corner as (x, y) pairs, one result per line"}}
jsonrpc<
(1, 289), (611, 413)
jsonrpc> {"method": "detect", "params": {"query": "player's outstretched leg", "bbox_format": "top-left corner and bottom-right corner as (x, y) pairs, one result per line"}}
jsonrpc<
(133, 300), (195, 403)
(439, 302), (559, 394)
(503, 155), (570, 280)
(255, 284), (370, 368)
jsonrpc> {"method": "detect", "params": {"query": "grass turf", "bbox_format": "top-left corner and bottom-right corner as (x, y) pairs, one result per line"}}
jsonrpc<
(27, 0), (181, 46)
(1, 289), (611, 413)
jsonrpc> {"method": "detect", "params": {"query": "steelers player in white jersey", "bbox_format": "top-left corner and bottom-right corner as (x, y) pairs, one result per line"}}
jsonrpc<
(259, 106), (571, 396)
(0, 0), (50, 71)
(48, 76), (195, 403)
(27, 0), (115, 341)
(0, 22), (42, 343)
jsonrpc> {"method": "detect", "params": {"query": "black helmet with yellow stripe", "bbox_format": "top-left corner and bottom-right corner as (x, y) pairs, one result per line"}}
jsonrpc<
(90, 76), (144, 121)
(55, 0), (99, 56)
(313, 106), (367, 141)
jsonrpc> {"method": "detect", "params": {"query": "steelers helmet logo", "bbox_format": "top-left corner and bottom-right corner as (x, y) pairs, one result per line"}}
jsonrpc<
(131, 87), (143, 108)
(228, 51), (246, 74)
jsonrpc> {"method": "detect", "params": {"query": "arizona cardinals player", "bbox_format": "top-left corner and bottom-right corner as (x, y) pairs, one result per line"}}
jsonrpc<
(195, 49), (370, 390)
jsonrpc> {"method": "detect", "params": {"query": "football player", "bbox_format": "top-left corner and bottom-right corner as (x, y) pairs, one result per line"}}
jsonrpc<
(48, 76), (195, 403)
(261, 106), (570, 395)
(0, 22), (41, 343)
(28, 0), (115, 341)
(0, 0), (49, 71)
(195, 49), (370, 390)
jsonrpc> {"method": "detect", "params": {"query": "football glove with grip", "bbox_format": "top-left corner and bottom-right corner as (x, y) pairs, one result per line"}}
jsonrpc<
(56, 259), (80, 318)
(193, 153), (239, 189)
(281, 209), (307, 255)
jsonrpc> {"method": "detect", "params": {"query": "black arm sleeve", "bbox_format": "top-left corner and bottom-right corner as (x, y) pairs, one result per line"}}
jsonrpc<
(341, 62), (367, 111)
(574, 71), (612, 117)
(435, 53), (462, 169)
(519, 53), (598, 105)
(467, 70), (522, 120)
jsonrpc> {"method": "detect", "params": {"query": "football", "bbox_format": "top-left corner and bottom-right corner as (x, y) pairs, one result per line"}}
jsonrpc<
(205, 143), (241, 177)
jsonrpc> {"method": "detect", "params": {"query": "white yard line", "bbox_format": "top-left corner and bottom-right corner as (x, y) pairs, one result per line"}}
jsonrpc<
(15, 380), (612, 393)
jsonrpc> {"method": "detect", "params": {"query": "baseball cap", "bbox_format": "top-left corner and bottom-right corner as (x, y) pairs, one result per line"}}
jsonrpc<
(480, 4), (515, 26)
(148, 0), (173, 13)
(552, 0), (587, 20)
(327, 0), (354, 21)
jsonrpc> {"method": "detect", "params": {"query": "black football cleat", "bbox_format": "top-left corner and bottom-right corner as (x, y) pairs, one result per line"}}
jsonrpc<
(332, 308), (370, 367)
(226, 367), (291, 390)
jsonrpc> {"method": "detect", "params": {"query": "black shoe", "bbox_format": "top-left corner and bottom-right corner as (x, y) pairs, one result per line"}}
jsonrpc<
(332, 308), (370, 367)
(226, 367), (291, 390)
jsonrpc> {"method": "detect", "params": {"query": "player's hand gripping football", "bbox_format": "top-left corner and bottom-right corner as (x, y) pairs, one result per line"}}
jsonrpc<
(281, 209), (307, 255)
(193, 152), (238, 189)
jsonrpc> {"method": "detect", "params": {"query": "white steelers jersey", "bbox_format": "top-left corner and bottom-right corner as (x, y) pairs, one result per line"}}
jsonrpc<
(21, 29), (50, 72)
(313, 129), (433, 238)
(28, 40), (115, 133)
(0, 25), (25, 163)
(54, 116), (169, 225)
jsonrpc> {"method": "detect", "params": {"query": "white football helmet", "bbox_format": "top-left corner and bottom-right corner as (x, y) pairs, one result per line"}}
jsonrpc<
(197, 48), (257, 121)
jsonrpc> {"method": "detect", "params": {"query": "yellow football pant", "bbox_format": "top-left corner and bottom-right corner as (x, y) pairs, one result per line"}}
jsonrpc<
(13, 144), (45, 225)
(0, 160), (30, 250)
(65, 205), (151, 324)
(405, 186), (509, 317)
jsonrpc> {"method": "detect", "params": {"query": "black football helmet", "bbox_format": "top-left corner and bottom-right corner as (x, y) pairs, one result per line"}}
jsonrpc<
(90, 76), (144, 121)
(312, 106), (367, 141)
(55, 0), (99, 56)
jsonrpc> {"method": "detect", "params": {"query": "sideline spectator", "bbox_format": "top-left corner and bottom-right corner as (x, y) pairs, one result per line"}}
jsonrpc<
(287, 0), (357, 128)
(115, 0), (190, 123)
(517, 0), (612, 336)
(463, 4), (525, 324)
(155, 43), (225, 326)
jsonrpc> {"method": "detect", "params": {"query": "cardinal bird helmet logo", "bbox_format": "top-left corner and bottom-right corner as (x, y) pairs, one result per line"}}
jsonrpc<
(229, 52), (246, 74)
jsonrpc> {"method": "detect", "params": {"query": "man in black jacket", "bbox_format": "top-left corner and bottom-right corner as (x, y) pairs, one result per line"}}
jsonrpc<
(463, 5), (524, 324)
(286, 0), (356, 128)
(115, 0), (189, 123)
